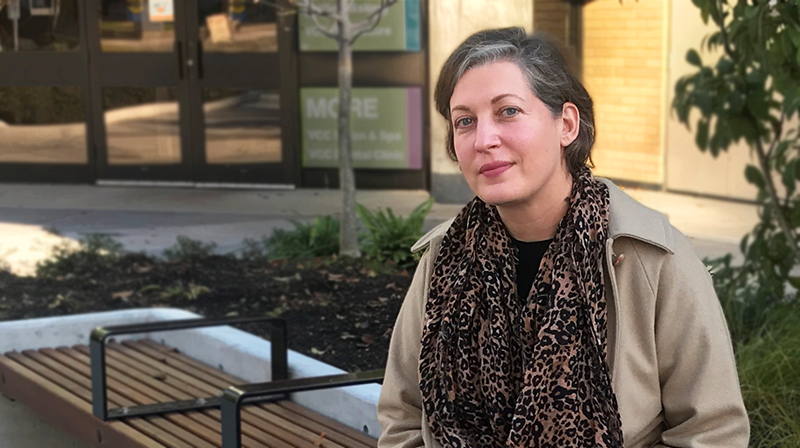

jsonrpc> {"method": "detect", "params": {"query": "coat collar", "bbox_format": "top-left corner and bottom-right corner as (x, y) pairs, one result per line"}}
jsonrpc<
(411, 178), (675, 254)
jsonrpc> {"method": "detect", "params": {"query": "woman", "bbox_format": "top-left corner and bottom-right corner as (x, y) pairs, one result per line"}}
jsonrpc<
(377, 28), (748, 448)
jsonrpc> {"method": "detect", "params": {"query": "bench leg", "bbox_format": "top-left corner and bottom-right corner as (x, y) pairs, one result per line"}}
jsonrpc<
(221, 391), (241, 448)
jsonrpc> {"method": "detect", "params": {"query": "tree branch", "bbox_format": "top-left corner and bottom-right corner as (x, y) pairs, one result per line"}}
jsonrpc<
(295, 0), (340, 39)
(754, 132), (800, 262)
(766, 111), (786, 161)
(296, 0), (342, 21)
(350, 0), (398, 44)
(710, 0), (737, 60)
(310, 11), (340, 39)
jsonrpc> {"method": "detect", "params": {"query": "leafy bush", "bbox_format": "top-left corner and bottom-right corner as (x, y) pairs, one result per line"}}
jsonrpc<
(163, 236), (217, 263)
(707, 254), (786, 348)
(261, 216), (340, 261)
(356, 198), (434, 268)
(36, 234), (124, 278)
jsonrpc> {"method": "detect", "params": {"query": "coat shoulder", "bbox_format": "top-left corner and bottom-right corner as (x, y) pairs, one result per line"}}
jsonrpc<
(410, 218), (454, 253)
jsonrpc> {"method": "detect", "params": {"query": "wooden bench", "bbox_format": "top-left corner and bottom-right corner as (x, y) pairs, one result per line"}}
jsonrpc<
(0, 316), (383, 448)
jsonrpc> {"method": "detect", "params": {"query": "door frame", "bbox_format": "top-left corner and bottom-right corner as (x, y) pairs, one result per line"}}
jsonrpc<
(184, 0), (297, 186)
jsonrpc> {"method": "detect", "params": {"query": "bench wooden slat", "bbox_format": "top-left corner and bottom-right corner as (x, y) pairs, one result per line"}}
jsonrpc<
(111, 342), (329, 448)
(135, 339), (377, 448)
(89, 344), (307, 448)
(16, 349), (216, 448)
(6, 351), (191, 448)
(43, 348), (224, 448)
(64, 346), (276, 448)
(125, 341), (354, 448)
(0, 354), (164, 448)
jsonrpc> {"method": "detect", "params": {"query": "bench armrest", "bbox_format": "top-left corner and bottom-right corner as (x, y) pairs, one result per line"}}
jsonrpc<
(90, 315), (287, 421)
(220, 369), (385, 448)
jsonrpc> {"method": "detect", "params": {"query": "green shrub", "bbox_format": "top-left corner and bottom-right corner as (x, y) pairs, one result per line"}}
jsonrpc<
(36, 234), (124, 278)
(356, 198), (433, 268)
(262, 216), (340, 261)
(706, 254), (786, 348)
(736, 303), (800, 447)
(163, 236), (217, 263)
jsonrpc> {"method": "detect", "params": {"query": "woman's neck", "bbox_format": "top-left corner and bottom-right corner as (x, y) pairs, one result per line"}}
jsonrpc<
(497, 170), (573, 242)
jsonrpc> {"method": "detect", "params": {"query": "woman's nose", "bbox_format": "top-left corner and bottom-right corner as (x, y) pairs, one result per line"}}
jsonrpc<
(474, 119), (501, 152)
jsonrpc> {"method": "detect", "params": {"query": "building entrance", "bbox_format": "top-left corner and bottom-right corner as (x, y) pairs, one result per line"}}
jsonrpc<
(89, 0), (296, 186)
(0, 0), (297, 186)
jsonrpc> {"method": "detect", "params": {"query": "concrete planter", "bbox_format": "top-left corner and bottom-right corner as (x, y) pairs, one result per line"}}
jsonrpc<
(0, 308), (381, 437)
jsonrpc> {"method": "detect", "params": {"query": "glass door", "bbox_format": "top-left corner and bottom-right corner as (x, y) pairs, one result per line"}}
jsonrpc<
(0, 0), (94, 182)
(85, 0), (295, 185)
(86, 0), (194, 183)
(184, 0), (296, 186)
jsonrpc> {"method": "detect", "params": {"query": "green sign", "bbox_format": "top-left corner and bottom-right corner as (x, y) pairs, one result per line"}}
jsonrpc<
(300, 87), (422, 169)
(298, 0), (420, 52)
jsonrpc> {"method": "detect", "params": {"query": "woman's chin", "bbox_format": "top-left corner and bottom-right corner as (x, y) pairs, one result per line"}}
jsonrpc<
(475, 186), (520, 207)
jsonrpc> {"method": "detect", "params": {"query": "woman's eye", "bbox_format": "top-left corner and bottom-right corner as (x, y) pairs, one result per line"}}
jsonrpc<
(455, 117), (473, 128)
(503, 107), (518, 117)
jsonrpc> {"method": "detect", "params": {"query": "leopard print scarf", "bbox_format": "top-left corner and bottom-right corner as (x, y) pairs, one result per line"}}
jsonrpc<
(419, 168), (623, 447)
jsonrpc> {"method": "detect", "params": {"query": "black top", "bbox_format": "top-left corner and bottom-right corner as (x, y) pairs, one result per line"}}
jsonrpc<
(513, 238), (554, 300)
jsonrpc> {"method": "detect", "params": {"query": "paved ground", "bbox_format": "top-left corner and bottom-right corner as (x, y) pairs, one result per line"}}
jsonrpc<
(0, 181), (760, 446)
(0, 395), (84, 447)
(0, 182), (757, 276)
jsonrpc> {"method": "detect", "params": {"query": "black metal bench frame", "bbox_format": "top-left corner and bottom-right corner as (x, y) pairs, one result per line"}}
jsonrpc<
(89, 316), (384, 448)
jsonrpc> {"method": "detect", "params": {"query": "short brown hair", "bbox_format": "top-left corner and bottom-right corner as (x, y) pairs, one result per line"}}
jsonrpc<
(434, 27), (595, 177)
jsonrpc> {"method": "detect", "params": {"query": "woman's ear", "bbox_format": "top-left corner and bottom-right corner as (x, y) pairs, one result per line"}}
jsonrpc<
(560, 102), (580, 148)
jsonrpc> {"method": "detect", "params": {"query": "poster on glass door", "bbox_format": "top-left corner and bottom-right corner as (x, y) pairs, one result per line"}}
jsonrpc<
(149, 0), (173, 22)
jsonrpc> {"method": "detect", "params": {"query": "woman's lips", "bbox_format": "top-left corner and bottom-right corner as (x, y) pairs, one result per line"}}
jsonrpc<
(479, 162), (513, 178)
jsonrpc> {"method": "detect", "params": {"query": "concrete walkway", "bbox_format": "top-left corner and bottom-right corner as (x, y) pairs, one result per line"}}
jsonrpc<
(0, 182), (759, 276)
(0, 395), (83, 447)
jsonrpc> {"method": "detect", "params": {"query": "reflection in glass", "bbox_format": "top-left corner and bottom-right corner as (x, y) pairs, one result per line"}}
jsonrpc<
(104, 87), (181, 165)
(204, 89), (281, 164)
(0, 0), (80, 52)
(99, 0), (174, 52)
(0, 86), (87, 163)
(198, 0), (277, 53)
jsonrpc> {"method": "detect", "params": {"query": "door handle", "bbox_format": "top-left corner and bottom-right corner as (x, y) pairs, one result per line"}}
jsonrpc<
(175, 40), (185, 80)
(196, 40), (205, 80)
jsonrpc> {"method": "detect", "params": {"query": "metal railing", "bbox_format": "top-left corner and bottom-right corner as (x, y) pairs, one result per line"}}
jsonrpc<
(90, 315), (287, 421)
(220, 369), (385, 448)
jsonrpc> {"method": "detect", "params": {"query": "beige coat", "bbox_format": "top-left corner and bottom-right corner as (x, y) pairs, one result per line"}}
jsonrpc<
(377, 179), (749, 448)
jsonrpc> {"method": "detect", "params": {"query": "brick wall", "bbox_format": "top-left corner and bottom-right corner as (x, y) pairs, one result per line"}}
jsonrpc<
(582, 0), (665, 185)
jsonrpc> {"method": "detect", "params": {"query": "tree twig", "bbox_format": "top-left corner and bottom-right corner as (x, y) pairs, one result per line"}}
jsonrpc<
(766, 111), (786, 161)
(711, 0), (737, 60)
(296, 0), (342, 21)
(350, 0), (397, 44)
(295, 0), (340, 39)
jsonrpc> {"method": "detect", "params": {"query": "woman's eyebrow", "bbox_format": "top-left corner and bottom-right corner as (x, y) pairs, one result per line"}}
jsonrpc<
(450, 93), (524, 115)
(491, 93), (524, 104)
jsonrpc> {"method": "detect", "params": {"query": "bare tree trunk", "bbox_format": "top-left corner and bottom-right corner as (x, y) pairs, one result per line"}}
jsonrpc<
(337, 0), (360, 258)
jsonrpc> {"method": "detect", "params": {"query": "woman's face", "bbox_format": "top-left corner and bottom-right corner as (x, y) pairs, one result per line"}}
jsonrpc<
(449, 61), (574, 208)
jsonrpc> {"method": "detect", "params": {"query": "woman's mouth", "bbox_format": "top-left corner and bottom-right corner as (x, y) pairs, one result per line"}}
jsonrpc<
(479, 161), (513, 178)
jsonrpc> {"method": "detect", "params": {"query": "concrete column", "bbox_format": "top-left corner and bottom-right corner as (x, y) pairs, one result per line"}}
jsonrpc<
(428, 0), (533, 204)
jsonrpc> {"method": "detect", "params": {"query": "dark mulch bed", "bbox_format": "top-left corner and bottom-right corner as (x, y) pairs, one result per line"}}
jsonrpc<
(0, 254), (414, 373)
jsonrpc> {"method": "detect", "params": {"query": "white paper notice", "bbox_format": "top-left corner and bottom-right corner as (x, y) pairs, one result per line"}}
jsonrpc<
(149, 0), (174, 22)
(206, 13), (232, 43)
